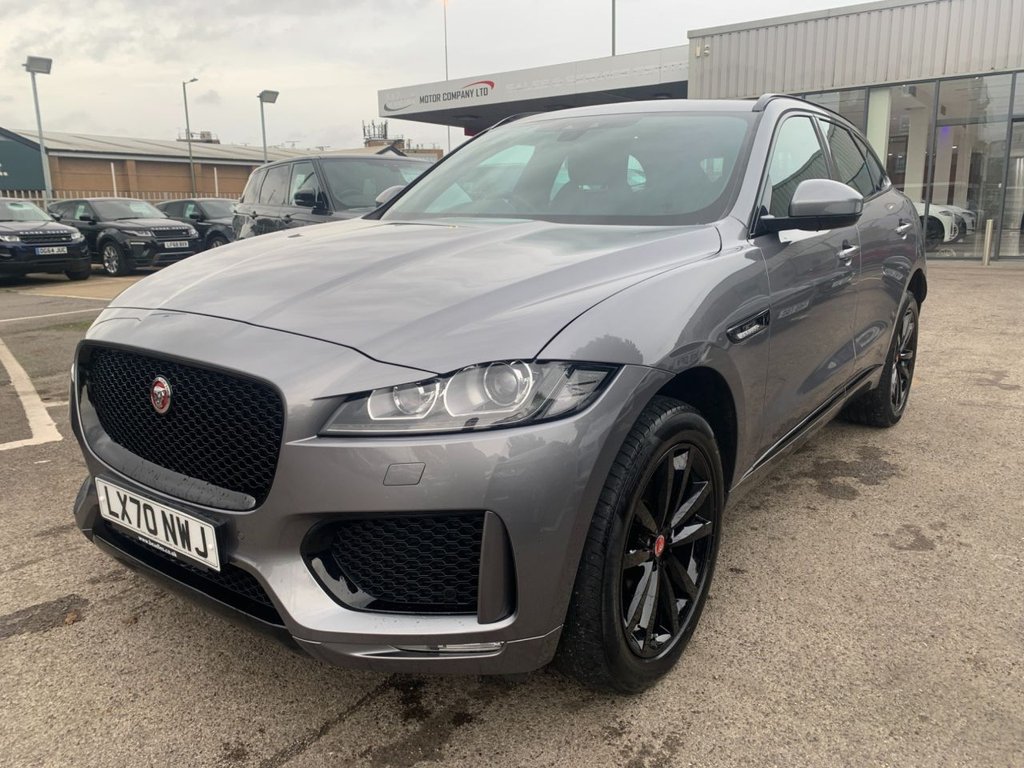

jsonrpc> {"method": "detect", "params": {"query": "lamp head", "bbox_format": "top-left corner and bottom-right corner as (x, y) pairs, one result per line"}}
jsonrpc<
(24, 56), (53, 75)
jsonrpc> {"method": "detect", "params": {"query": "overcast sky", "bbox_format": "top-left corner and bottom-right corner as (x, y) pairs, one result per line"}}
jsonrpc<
(1, 0), (846, 152)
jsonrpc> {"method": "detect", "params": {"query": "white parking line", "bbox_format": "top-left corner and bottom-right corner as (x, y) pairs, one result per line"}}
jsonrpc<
(22, 293), (110, 302)
(0, 337), (63, 452)
(0, 308), (104, 325)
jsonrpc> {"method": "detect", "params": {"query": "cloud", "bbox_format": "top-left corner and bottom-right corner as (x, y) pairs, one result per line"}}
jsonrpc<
(195, 90), (222, 106)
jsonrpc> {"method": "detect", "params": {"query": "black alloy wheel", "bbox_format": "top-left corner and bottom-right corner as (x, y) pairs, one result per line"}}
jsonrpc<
(207, 235), (229, 249)
(557, 397), (724, 693)
(620, 442), (715, 659)
(890, 302), (917, 414)
(840, 290), (920, 428)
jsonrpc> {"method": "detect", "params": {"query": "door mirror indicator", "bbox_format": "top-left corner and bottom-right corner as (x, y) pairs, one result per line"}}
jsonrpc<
(759, 179), (863, 233)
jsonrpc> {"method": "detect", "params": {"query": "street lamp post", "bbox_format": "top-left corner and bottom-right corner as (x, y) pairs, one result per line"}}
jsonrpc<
(182, 77), (198, 195)
(258, 90), (279, 163)
(612, 0), (617, 55)
(23, 56), (53, 204)
(443, 0), (451, 153)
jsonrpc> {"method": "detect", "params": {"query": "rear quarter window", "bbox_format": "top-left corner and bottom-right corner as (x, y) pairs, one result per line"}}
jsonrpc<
(240, 169), (267, 205)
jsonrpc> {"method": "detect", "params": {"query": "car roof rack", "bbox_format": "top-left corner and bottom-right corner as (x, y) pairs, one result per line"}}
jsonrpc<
(751, 93), (797, 112)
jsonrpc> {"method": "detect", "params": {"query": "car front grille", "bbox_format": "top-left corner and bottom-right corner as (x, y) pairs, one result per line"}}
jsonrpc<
(96, 520), (283, 625)
(82, 345), (284, 505)
(19, 230), (75, 245)
(152, 227), (192, 241)
(317, 513), (485, 614)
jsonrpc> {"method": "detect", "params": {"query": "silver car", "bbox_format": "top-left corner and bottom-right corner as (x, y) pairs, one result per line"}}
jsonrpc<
(71, 96), (926, 693)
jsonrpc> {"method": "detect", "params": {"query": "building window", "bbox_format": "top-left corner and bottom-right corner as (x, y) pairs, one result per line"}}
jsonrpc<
(802, 90), (867, 132)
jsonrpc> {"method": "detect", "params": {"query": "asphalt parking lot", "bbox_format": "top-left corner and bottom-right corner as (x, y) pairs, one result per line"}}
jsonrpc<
(1, 262), (1022, 768)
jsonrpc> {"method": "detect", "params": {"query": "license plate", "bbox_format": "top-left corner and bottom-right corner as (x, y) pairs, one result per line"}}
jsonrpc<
(95, 478), (220, 570)
(163, 240), (190, 249)
(36, 246), (68, 255)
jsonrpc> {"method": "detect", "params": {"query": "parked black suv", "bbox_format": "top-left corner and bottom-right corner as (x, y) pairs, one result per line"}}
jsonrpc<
(49, 198), (201, 276)
(0, 198), (91, 281)
(155, 198), (236, 250)
(232, 153), (431, 240)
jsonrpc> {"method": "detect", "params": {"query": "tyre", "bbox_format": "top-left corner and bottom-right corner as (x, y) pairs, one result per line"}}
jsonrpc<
(841, 291), (919, 428)
(64, 266), (91, 281)
(206, 235), (229, 249)
(556, 396), (724, 694)
(922, 216), (944, 250)
(100, 240), (133, 276)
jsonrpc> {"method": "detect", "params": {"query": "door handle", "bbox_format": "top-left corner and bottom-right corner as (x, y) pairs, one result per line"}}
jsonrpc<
(838, 242), (859, 264)
(895, 220), (913, 236)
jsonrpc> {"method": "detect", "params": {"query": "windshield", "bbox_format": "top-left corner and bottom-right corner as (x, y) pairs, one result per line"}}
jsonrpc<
(320, 158), (429, 210)
(0, 200), (52, 222)
(200, 200), (235, 218)
(384, 111), (755, 225)
(92, 200), (166, 220)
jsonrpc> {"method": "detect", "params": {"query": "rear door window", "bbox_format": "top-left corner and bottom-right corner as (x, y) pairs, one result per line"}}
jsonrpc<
(162, 201), (184, 217)
(855, 135), (889, 193)
(258, 165), (291, 206)
(820, 121), (875, 198)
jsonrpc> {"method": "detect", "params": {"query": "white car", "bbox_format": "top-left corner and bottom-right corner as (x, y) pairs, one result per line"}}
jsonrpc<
(943, 204), (976, 234)
(913, 200), (960, 243)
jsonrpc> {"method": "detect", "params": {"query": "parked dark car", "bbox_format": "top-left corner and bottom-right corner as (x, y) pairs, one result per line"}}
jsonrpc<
(49, 198), (201, 276)
(232, 153), (431, 240)
(70, 96), (926, 693)
(0, 198), (91, 281)
(155, 198), (236, 250)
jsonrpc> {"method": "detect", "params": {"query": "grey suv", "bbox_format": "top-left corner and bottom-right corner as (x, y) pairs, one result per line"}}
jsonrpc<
(70, 96), (925, 693)
(232, 153), (430, 239)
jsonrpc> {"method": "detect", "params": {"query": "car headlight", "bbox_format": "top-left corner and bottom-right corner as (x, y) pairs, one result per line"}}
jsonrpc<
(68, 231), (85, 242)
(186, 227), (198, 237)
(321, 361), (617, 435)
(123, 229), (153, 237)
(0, 234), (21, 243)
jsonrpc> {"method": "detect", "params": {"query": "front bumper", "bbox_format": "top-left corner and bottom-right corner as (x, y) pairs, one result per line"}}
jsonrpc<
(71, 308), (668, 673)
(126, 237), (202, 267)
(0, 241), (89, 274)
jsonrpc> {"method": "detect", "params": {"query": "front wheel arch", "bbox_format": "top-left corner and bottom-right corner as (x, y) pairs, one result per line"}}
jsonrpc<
(655, 366), (738, 493)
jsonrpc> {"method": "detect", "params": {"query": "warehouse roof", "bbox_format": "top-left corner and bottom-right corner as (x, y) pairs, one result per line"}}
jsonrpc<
(1, 128), (403, 165)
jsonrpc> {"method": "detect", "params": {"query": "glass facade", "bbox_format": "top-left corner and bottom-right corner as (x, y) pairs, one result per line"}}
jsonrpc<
(801, 70), (1024, 260)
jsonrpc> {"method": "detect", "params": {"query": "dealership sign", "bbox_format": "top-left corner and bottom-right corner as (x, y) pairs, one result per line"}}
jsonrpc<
(383, 80), (495, 113)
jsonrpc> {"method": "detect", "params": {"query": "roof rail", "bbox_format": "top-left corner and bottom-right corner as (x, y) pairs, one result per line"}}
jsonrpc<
(751, 93), (792, 112)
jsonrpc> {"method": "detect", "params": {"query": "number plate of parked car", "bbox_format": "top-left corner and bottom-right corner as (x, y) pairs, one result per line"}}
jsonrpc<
(162, 240), (190, 249)
(95, 478), (220, 570)
(35, 246), (67, 255)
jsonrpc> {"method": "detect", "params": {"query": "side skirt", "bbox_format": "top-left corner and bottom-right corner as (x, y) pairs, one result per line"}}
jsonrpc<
(728, 365), (881, 504)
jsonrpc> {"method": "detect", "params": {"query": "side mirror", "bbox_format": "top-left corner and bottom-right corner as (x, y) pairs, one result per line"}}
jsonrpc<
(188, 211), (203, 221)
(78, 214), (95, 223)
(293, 189), (318, 208)
(759, 179), (863, 233)
(375, 184), (405, 206)
(51, 212), (62, 221)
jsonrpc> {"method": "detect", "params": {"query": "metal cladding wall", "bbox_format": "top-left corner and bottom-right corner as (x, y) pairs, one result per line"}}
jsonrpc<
(688, 0), (1024, 98)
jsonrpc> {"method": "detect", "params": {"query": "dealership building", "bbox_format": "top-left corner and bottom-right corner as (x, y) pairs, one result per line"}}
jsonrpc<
(379, 0), (1024, 260)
